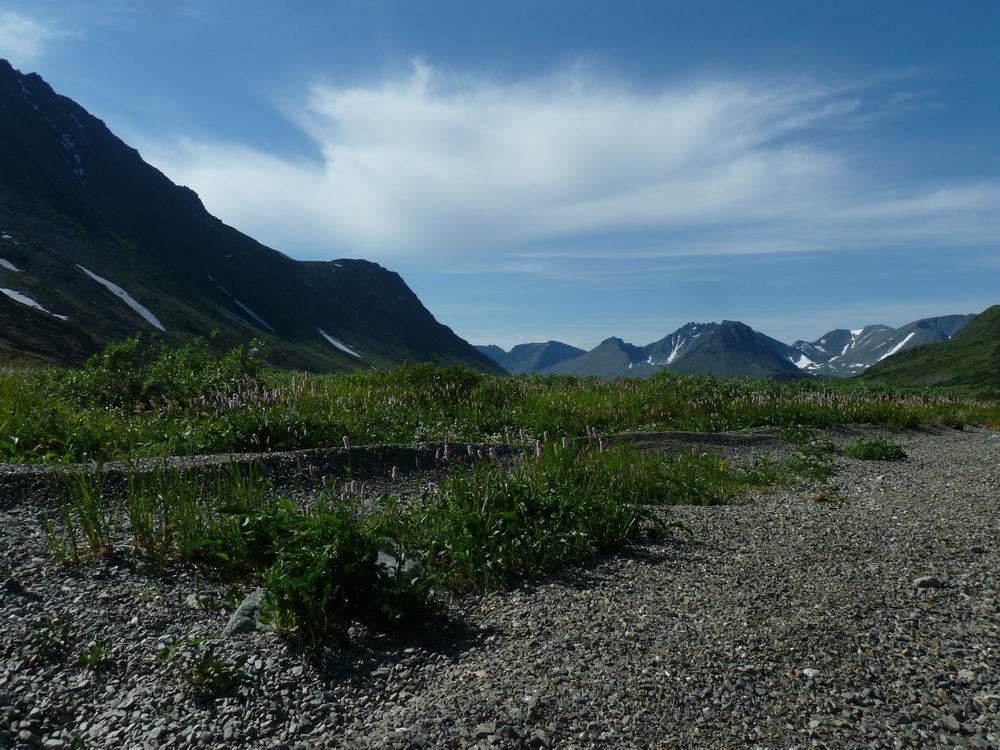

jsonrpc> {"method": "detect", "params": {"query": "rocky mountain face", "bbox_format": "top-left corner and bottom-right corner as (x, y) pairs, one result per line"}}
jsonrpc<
(863, 306), (999, 386)
(480, 315), (975, 380)
(789, 315), (974, 377)
(0, 60), (501, 373)
(475, 341), (585, 374)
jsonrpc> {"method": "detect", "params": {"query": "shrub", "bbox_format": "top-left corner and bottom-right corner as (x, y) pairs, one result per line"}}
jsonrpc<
(844, 438), (907, 461)
(396, 443), (667, 591)
(57, 333), (265, 409)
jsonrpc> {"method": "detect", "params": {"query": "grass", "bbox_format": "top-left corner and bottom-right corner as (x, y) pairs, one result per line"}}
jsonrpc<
(844, 438), (908, 461)
(41, 437), (803, 648)
(0, 337), (997, 464)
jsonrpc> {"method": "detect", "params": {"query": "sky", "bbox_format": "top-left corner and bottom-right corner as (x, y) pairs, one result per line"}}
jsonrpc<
(1, 1), (998, 350)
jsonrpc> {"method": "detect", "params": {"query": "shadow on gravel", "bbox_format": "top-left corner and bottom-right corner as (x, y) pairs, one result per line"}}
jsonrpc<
(310, 612), (495, 684)
(515, 534), (703, 594)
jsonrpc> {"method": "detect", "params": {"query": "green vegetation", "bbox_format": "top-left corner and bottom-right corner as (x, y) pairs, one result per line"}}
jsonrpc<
(77, 640), (112, 670)
(864, 305), (1000, 387)
(23, 614), (74, 662)
(844, 438), (907, 461)
(2, 337), (997, 464)
(42, 439), (801, 648)
(157, 637), (248, 700)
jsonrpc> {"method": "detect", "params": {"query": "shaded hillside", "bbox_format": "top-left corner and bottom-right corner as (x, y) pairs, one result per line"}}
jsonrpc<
(0, 59), (500, 373)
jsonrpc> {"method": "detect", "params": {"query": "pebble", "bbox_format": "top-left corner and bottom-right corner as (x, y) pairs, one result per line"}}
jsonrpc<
(1, 426), (998, 749)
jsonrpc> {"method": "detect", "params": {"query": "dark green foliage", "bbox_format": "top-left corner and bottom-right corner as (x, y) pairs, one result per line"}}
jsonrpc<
(844, 438), (907, 461)
(77, 640), (112, 670)
(396, 443), (662, 590)
(254, 500), (423, 644)
(57, 333), (265, 409)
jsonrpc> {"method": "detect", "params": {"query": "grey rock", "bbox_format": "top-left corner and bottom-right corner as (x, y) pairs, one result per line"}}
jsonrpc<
(913, 576), (946, 589)
(221, 588), (270, 637)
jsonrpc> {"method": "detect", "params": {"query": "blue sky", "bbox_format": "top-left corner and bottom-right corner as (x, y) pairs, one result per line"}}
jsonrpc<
(1, 1), (998, 349)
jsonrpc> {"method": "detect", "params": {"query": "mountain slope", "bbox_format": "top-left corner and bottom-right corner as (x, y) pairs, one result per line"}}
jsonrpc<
(0, 59), (501, 373)
(476, 341), (585, 374)
(789, 315), (974, 377)
(862, 306), (1000, 386)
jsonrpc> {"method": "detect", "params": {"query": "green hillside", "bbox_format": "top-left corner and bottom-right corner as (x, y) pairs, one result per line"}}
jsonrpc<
(863, 305), (1000, 386)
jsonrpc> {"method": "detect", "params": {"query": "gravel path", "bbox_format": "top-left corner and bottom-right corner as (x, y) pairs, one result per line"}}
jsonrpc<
(1, 427), (998, 749)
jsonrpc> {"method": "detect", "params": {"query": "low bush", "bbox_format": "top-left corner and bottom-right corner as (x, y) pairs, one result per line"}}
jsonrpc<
(844, 438), (907, 461)
(56, 333), (265, 409)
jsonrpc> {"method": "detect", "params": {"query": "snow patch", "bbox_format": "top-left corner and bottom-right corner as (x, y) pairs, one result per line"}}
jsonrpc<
(792, 354), (815, 369)
(207, 275), (274, 332)
(231, 298), (274, 332)
(850, 328), (864, 336)
(878, 332), (916, 362)
(1, 288), (67, 320)
(77, 265), (165, 331)
(0, 259), (20, 272)
(665, 338), (685, 364)
(318, 329), (361, 358)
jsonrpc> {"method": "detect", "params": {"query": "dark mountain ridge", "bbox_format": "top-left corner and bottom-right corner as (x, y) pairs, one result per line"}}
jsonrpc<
(0, 59), (501, 373)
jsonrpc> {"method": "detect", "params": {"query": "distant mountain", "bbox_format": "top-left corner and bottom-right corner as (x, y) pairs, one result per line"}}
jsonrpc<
(0, 59), (501, 373)
(863, 306), (999, 386)
(539, 321), (801, 380)
(541, 337), (648, 379)
(482, 314), (976, 381)
(476, 341), (586, 374)
(788, 315), (974, 377)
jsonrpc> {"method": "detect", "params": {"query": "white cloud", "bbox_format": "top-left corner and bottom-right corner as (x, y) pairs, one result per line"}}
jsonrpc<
(141, 61), (1000, 267)
(0, 10), (75, 66)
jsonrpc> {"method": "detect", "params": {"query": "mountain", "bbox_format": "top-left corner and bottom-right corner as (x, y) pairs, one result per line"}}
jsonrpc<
(481, 313), (976, 381)
(541, 337), (649, 379)
(475, 340), (586, 374)
(788, 315), (974, 377)
(0, 60), (501, 373)
(862, 306), (999, 386)
(539, 321), (801, 380)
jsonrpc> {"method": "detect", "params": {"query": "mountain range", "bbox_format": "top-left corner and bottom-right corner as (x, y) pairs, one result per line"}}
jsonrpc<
(478, 314), (976, 380)
(0, 60), (500, 373)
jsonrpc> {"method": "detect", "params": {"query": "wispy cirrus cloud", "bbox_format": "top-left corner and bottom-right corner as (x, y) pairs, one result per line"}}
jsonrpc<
(140, 60), (1000, 269)
(0, 9), (79, 66)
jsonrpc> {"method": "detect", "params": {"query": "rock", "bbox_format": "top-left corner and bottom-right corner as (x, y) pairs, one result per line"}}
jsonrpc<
(957, 669), (976, 684)
(913, 576), (946, 589)
(221, 589), (270, 637)
(473, 722), (496, 739)
(376, 546), (422, 583)
(801, 668), (821, 679)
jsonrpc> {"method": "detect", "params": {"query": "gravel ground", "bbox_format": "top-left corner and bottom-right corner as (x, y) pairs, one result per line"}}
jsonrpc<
(1, 426), (998, 749)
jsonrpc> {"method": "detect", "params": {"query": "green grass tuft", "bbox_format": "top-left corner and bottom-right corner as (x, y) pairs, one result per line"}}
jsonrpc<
(844, 438), (907, 461)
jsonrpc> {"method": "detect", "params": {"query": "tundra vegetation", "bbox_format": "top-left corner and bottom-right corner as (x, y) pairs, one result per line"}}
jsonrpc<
(1, 335), (997, 464)
(9, 337), (998, 650)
